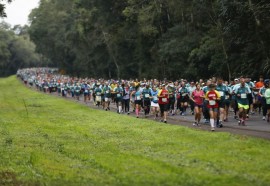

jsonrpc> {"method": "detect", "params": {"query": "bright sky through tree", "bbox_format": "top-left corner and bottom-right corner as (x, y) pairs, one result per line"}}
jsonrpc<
(1, 0), (39, 26)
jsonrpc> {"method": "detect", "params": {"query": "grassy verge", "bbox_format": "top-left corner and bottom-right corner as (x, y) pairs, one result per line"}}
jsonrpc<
(0, 76), (270, 186)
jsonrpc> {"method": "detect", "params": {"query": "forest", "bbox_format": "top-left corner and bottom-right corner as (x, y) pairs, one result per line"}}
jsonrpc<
(1, 0), (270, 81)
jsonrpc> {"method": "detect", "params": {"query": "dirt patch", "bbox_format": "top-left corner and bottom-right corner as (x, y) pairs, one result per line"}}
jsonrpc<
(0, 171), (23, 186)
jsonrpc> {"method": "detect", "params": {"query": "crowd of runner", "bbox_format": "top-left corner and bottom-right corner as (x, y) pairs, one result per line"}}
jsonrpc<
(17, 68), (270, 131)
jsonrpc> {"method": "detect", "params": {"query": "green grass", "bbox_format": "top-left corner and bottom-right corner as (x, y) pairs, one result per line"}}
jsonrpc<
(0, 76), (270, 186)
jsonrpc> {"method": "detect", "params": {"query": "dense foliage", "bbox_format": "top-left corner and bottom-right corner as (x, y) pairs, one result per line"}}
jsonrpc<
(2, 0), (270, 80)
(0, 23), (42, 76)
(0, 0), (43, 77)
(0, 0), (12, 17)
(27, 0), (270, 80)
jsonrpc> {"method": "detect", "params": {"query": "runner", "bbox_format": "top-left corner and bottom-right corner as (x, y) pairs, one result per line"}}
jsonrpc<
(57, 80), (61, 96)
(142, 84), (152, 117)
(245, 77), (255, 117)
(259, 80), (267, 120)
(190, 83), (204, 126)
(74, 82), (81, 101)
(202, 80), (211, 123)
(158, 84), (169, 123)
(178, 82), (189, 116)
(103, 82), (112, 111)
(82, 82), (91, 104)
(168, 83), (176, 116)
(235, 78), (251, 126)
(188, 81), (196, 115)
(113, 83), (124, 113)
(70, 81), (75, 98)
(216, 78), (229, 127)
(131, 85), (142, 118)
(264, 80), (270, 122)
(255, 76), (264, 89)
(151, 86), (160, 120)
(224, 80), (232, 122)
(129, 82), (136, 112)
(231, 78), (240, 120)
(123, 83), (130, 114)
(205, 83), (221, 131)
(94, 82), (102, 107)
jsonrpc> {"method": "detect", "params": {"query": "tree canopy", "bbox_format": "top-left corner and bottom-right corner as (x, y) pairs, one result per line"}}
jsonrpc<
(0, 22), (42, 76)
(0, 0), (12, 17)
(3, 0), (270, 80)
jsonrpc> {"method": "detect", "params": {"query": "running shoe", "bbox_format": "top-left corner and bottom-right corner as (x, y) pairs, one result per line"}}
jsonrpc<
(238, 120), (242, 125)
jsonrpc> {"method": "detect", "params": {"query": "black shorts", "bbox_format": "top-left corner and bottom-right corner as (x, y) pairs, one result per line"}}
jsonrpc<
(169, 98), (175, 109)
(115, 98), (122, 103)
(247, 94), (253, 105)
(143, 99), (151, 107)
(180, 97), (189, 103)
(159, 104), (169, 113)
(219, 100), (226, 108)
(135, 100), (142, 105)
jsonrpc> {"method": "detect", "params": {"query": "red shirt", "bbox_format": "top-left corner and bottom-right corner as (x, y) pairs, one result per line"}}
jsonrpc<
(256, 81), (264, 89)
(206, 90), (220, 108)
(158, 89), (169, 104)
(192, 90), (204, 105)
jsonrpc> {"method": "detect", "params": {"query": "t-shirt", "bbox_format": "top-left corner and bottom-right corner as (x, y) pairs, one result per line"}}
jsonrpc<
(158, 89), (169, 104)
(264, 88), (270, 104)
(256, 81), (264, 89)
(192, 90), (204, 105)
(142, 88), (152, 100)
(216, 84), (228, 100)
(205, 90), (220, 108)
(151, 90), (159, 103)
(114, 87), (123, 99)
(235, 86), (249, 105)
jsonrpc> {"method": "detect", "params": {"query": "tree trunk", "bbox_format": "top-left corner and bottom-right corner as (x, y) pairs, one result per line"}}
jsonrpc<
(102, 31), (120, 79)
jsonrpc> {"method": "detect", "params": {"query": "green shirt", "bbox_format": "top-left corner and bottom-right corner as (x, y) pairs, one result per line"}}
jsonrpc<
(264, 88), (270, 104)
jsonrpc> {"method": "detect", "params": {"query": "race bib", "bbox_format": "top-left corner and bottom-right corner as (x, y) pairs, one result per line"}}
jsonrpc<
(84, 89), (89, 93)
(153, 96), (158, 101)
(182, 93), (187, 97)
(105, 97), (109, 102)
(145, 94), (150, 98)
(241, 94), (247, 99)
(225, 95), (230, 99)
(106, 90), (109, 94)
(96, 96), (101, 102)
(136, 96), (141, 100)
(117, 94), (121, 97)
(219, 91), (224, 96)
(209, 100), (216, 106)
(96, 92), (101, 96)
(162, 98), (167, 102)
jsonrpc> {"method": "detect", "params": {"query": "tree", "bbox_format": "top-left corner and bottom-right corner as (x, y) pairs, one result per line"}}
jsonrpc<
(0, 22), (42, 77)
(0, 0), (12, 17)
(27, 0), (270, 80)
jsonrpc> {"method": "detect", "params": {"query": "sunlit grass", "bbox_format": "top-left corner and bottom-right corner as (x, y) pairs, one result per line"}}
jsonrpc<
(0, 76), (270, 186)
